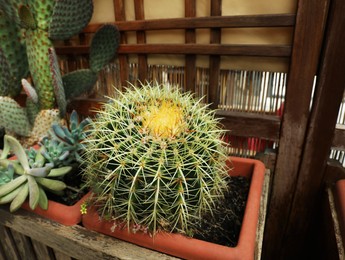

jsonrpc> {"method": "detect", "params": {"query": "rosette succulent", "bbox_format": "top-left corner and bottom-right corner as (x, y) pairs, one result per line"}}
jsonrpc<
(82, 83), (229, 235)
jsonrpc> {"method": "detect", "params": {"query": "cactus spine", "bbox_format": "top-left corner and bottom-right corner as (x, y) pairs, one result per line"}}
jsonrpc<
(82, 83), (229, 235)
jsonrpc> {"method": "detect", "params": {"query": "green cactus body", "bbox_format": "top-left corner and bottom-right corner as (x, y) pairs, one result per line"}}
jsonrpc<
(83, 83), (229, 235)
(26, 29), (55, 109)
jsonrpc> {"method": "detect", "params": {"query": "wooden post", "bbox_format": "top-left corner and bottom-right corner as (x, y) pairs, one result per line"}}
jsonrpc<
(262, 0), (330, 258)
(281, 0), (345, 256)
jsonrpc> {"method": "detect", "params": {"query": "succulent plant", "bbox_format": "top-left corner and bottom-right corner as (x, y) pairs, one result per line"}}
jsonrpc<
(0, 135), (71, 212)
(82, 83), (229, 235)
(49, 110), (92, 163)
(0, 1), (120, 146)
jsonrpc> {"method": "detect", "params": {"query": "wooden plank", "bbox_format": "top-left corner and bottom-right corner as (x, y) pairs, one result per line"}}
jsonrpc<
(184, 0), (196, 93)
(134, 0), (148, 83)
(10, 229), (37, 260)
(0, 225), (20, 260)
(262, 0), (330, 258)
(56, 44), (292, 57)
(113, 0), (129, 88)
(31, 238), (55, 260)
(208, 0), (222, 109)
(0, 207), (178, 260)
(53, 249), (72, 260)
(281, 0), (345, 256)
(333, 125), (345, 150)
(84, 14), (296, 33)
(217, 110), (281, 140)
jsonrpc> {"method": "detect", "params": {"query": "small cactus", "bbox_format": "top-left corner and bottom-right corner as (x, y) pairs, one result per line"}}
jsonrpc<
(82, 83), (229, 235)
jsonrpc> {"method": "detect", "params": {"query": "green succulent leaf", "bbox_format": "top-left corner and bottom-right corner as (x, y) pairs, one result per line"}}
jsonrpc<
(36, 177), (66, 191)
(10, 182), (29, 212)
(47, 166), (72, 178)
(4, 135), (30, 171)
(0, 184), (22, 204)
(90, 24), (120, 72)
(27, 175), (39, 210)
(0, 159), (24, 175)
(49, 0), (93, 40)
(38, 186), (48, 210)
(0, 174), (27, 197)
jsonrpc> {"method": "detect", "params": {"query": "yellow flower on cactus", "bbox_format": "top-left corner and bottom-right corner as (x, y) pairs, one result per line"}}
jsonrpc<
(142, 100), (186, 138)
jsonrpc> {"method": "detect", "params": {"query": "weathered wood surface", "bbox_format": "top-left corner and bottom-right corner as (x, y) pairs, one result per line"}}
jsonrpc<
(262, 0), (330, 258)
(0, 206), (179, 260)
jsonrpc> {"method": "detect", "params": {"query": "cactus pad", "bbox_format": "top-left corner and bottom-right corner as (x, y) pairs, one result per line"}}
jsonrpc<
(26, 29), (55, 109)
(0, 8), (28, 96)
(18, 4), (36, 29)
(62, 69), (98, 100)
(0, 96), (31, 136)
(48, 48), (66, 117)
(49, 0), (93, 40)
(90, 25), (120, 73)
(0, 48), (13, 96)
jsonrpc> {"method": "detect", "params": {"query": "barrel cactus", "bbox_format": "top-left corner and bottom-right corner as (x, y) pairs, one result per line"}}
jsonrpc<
(82, 83), (229, 235)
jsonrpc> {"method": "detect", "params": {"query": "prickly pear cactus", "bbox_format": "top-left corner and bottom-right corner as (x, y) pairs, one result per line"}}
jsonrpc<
(0, 1), (120, 145)
(82, 83), (229, 235)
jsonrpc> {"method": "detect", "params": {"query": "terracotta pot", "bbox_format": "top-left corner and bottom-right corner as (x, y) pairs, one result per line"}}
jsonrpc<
(82, 157), (266, 260)
(22, 192), (89, 226)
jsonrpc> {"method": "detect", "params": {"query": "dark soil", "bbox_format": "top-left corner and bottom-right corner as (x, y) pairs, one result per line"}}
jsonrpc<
(46, 168), (87, 206)
(193, 176), (250, 247)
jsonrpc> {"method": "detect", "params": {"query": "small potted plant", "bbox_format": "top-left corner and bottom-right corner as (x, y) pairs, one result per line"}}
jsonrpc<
(81, 83), (266, 259)
(0, 111), (91, 225)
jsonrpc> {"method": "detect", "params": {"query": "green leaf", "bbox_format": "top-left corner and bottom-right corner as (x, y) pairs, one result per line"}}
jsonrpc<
(4, 135), (30, 171)
(27, 175), (39, 210)
(0, 185), (22, 204)
(10, 182), (29, 212)
(47, 166), (72, 177)
(38, 186), (48, 210)
(36, 177), (66, 191)
(0, 175), (27, 197)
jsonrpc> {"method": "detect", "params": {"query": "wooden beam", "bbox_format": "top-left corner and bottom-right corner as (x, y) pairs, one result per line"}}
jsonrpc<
(217, 110), (281, 140)
(262, 0), (330, 258)
(84, 14), (296, 33)
(56, 44), (292, 57)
